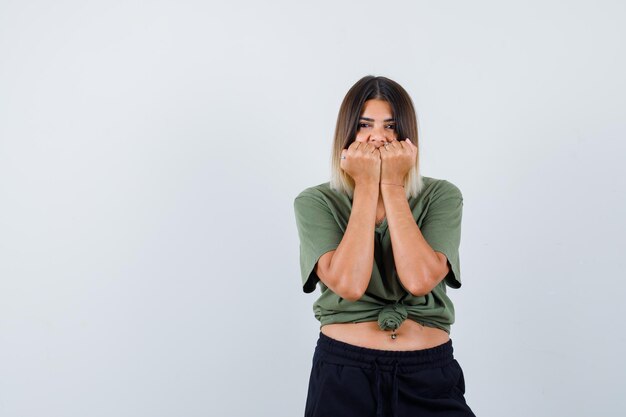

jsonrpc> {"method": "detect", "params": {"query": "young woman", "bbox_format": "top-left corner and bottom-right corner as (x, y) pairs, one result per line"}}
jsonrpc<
(293, 75), (476, 417)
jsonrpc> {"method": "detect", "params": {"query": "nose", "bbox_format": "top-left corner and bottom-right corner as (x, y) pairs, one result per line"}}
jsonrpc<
(369, 129), (390, 147)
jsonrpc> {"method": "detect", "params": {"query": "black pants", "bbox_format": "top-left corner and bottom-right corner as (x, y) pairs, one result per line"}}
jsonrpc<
(304, 332), (476, 417)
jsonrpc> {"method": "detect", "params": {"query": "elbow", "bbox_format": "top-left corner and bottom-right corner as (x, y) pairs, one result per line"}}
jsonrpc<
(332, 265), (370, 302)
(404, 275), (432, 297)
(402, 262), (445, 297)
(409, 286), (429, 297)
(339, 286), (365, 302)
(344, 290), (365, 302)
(337, 280), (366, 302)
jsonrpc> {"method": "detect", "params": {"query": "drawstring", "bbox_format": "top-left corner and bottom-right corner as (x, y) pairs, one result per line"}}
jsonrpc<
(391, 359), (399, 417)
(373, 359), (383, 417)
(372, 358), (400, 417)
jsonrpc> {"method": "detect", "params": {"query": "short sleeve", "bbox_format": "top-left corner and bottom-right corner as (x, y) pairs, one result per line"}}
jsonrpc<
(420, 182), (464, 289)
(293, 192), (344, 293)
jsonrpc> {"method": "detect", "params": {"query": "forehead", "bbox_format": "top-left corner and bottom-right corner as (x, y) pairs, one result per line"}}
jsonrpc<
(360, 99), (393, 117)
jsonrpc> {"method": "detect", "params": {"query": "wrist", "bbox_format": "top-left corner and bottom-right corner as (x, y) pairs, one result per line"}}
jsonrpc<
(380, 178), (405, 187)
(355, 177), (380, 187)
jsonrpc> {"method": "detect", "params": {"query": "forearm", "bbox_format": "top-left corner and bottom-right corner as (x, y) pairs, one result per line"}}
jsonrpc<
(381, 184), (442, 296)
(330, 181), (378, 300)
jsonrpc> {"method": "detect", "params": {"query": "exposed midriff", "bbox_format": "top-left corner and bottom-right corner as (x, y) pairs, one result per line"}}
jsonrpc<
(320, 319), (450, 351)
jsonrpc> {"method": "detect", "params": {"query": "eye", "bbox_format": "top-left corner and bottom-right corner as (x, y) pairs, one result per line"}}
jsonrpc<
(358, 123), (370, 128)
(385, 124), (396, 129)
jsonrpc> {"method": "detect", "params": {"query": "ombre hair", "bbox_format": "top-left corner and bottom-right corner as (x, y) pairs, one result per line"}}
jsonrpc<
(330, 75), (424, 199)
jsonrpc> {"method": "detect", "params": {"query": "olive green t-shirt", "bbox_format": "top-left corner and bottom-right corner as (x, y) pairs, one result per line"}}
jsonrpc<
(293, 176), (464, 335)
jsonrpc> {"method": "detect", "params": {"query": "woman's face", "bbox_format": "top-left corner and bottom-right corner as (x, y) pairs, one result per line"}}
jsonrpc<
(354, 99), (398, 148)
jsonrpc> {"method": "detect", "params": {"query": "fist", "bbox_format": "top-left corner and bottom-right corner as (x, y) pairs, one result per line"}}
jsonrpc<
(379, 138), (417, 184)
(340, 141), (381, 185)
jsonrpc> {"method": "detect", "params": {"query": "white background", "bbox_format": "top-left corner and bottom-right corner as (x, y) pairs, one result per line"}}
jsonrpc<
(1, 1), (625, 416)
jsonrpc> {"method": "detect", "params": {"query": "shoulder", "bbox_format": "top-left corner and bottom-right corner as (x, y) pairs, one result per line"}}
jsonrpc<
(294, 182), (353, 217)
(294, 182), (350, 205)
(294, 182), (332, 201)
(420, 176), (463, 201)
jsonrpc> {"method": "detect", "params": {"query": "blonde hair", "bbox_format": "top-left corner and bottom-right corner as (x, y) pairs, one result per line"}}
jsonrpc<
(330, 75), (424, 199)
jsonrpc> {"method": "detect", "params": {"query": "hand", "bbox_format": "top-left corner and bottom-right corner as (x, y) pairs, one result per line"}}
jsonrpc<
(340, 141), (381, 185)
(379, 138), (417, 184)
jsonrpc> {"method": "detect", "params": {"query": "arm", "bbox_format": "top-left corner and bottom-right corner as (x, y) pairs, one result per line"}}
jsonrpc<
(316, 180), (379, 301)
(380, 184), (449, 296)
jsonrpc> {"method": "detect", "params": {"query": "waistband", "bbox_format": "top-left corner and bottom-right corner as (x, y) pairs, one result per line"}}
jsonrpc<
(314, 332), (455, 417)
(316, 331), (454, 370)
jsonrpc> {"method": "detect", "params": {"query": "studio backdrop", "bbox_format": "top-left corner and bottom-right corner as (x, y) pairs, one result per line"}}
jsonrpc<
(1, 1), (624, 416)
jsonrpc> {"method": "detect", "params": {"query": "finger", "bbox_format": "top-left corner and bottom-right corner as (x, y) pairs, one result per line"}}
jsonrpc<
(405, 138), (417, 153)
(340, 149), (348, 163)
(365, 143), (377, 154)
(385, 142), (399, 153)
(355, 142), (368, 153)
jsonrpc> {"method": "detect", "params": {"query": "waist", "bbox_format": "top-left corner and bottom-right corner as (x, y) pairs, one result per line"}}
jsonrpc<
(320, 319), (450, 351)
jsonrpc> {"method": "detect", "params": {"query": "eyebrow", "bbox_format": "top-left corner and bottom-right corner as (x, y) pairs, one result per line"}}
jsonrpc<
(359, 117), (395, 122)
